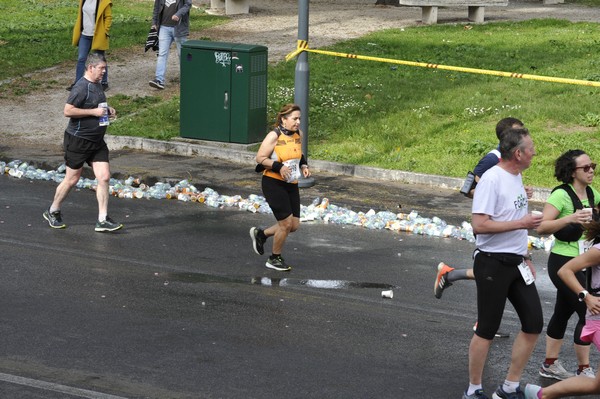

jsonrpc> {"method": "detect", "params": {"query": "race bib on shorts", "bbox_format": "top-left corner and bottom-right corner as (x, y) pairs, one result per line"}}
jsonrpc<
(518, 261), (535, 285)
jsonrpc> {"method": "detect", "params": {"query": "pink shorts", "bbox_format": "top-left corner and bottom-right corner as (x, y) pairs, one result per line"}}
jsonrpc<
(580, 319), (600, 348)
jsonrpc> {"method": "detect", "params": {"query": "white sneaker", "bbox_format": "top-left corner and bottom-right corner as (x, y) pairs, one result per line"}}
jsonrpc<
(524, 384), (542, 399)
(577, 366), (595, 378)
(539, 359), (574, 380)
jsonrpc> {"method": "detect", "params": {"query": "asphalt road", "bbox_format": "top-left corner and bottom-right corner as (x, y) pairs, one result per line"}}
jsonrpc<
(0, 168), (596, 398)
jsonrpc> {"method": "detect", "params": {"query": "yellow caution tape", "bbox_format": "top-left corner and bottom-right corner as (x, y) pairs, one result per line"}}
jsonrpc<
(285, 40), (309, 62)
(285, 41), (600, 88)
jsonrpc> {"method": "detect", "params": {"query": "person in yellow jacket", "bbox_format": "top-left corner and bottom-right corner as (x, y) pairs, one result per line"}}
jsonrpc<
(249, 104), (312, 271)
(67, 0), (112, 91)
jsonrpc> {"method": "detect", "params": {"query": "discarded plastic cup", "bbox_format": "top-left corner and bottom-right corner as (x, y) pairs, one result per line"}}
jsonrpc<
(381, 290), (394, 299)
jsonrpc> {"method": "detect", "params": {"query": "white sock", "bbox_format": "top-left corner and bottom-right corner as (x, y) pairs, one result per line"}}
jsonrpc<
(502, 380), (519, 393)
(467, 384), (483, 395)
(49, 206), (60, 213)
(98, 213), (107, 222)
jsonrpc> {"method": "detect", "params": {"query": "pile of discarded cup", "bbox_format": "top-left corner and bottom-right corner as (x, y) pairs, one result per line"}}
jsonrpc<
(1, 159), (553, 250)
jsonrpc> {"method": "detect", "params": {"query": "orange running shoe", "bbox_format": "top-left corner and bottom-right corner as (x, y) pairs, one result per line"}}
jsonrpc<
(434, 262), (455, 299)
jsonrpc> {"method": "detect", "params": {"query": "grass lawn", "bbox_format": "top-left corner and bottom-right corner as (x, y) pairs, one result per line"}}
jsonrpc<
(1, 1), (600, 188)
(0, 0), (225, 81)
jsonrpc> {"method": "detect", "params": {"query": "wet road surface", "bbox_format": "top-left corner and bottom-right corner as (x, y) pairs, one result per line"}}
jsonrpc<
(1, 172), (597, 398)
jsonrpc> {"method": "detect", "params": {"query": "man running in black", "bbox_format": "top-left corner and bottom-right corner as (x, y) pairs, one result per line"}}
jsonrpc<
(43, 52), (122, 232)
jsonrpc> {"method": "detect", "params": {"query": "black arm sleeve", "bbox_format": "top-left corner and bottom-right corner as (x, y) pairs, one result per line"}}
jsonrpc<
(271, 161), (283, 173)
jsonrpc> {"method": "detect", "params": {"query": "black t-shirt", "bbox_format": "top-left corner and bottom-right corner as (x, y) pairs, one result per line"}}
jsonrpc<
(160, 0), (177, 27)
(65, 78), (107, 143)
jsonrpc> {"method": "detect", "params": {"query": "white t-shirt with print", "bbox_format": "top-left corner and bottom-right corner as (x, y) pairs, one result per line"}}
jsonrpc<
(473, 164), (529, 255)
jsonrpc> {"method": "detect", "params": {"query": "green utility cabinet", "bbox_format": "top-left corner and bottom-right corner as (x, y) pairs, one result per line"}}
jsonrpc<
(180, 40), (268, 144)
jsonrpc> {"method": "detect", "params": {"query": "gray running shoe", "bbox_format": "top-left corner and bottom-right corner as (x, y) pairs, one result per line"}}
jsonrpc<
(265, 255), (291, 271)
(249, 227), (266, 255)
(463, 389), (490, 399)
(43, 208), (66, 229)
(95, 216), (123, 232)
(523, 384), (541, 399)
(492, 385), (524, 399)
(539, 359), (573, 380)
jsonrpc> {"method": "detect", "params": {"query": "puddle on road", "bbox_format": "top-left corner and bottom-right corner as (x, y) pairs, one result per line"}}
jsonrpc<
(162, 272), (396, 291)
(251, 277), (396, 290)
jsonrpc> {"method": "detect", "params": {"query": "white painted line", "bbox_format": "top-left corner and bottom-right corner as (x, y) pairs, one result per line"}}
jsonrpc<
(0, 372), (129, 399)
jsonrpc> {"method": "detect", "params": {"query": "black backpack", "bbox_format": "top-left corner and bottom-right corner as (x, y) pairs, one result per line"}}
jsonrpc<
(551, 184), (596, 242)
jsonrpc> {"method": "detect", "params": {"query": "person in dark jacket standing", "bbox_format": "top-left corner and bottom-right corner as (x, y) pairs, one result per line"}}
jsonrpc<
(149, 0), (192, 90)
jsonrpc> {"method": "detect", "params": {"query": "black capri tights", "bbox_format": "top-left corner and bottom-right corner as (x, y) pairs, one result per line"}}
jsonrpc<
(546, 252), (589, 346)
(474, 252), (544, 340)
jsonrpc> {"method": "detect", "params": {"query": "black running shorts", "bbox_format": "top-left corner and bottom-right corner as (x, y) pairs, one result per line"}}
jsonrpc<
(261, 175), (300, 221)
(63, 131), (109, 169)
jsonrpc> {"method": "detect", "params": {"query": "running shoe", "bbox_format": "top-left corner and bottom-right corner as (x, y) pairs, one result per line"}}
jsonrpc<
(95, 216), (123, 232)
(523, 384), (541, 399)
(43, 208), (66, 229)
(249, 227), (266, 255)
(463, 389), (490, 399)
(577, 366), (595, 378)
(539, 359), (573, 380)
(492, 385), (525, 399)
(434, 262), (454, 299)
(265, 255), (291, 271)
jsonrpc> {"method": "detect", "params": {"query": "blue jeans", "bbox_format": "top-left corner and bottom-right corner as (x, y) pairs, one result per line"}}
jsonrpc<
(75, 35), (108, 85)
(155, 26), (187, 84)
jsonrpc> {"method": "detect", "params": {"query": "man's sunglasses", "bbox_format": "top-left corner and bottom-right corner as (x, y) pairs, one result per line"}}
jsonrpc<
(575, 163), (597, 173)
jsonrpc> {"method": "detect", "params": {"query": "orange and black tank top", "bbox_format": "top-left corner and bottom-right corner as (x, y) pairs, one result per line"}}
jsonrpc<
(263, 131), (302, 183)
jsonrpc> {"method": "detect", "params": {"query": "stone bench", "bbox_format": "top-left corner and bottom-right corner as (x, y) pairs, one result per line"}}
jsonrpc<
(398, 0), (508, 24)
(209, 0), (248, 15)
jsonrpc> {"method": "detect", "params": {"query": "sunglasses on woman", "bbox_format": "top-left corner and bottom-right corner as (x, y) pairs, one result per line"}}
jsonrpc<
(575, 163), (597, 173)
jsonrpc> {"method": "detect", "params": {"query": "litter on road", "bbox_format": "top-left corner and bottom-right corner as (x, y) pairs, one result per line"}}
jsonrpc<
(1, 159), (553, 251)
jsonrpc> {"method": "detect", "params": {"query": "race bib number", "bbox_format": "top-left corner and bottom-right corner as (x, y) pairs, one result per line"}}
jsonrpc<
(518, 261), (535, 285)
(579, 239), (593, 255)
(283, 159), (301, 183)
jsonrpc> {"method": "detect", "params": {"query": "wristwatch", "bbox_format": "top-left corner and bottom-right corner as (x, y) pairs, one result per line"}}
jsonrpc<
(578, 290), (589, 302)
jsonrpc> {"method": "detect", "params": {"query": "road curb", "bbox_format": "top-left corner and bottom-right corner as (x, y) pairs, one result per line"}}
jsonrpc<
(105, 134), (551, 203)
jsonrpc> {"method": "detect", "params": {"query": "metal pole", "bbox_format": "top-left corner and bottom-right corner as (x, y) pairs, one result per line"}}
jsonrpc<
(295, 0), (314, 188)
